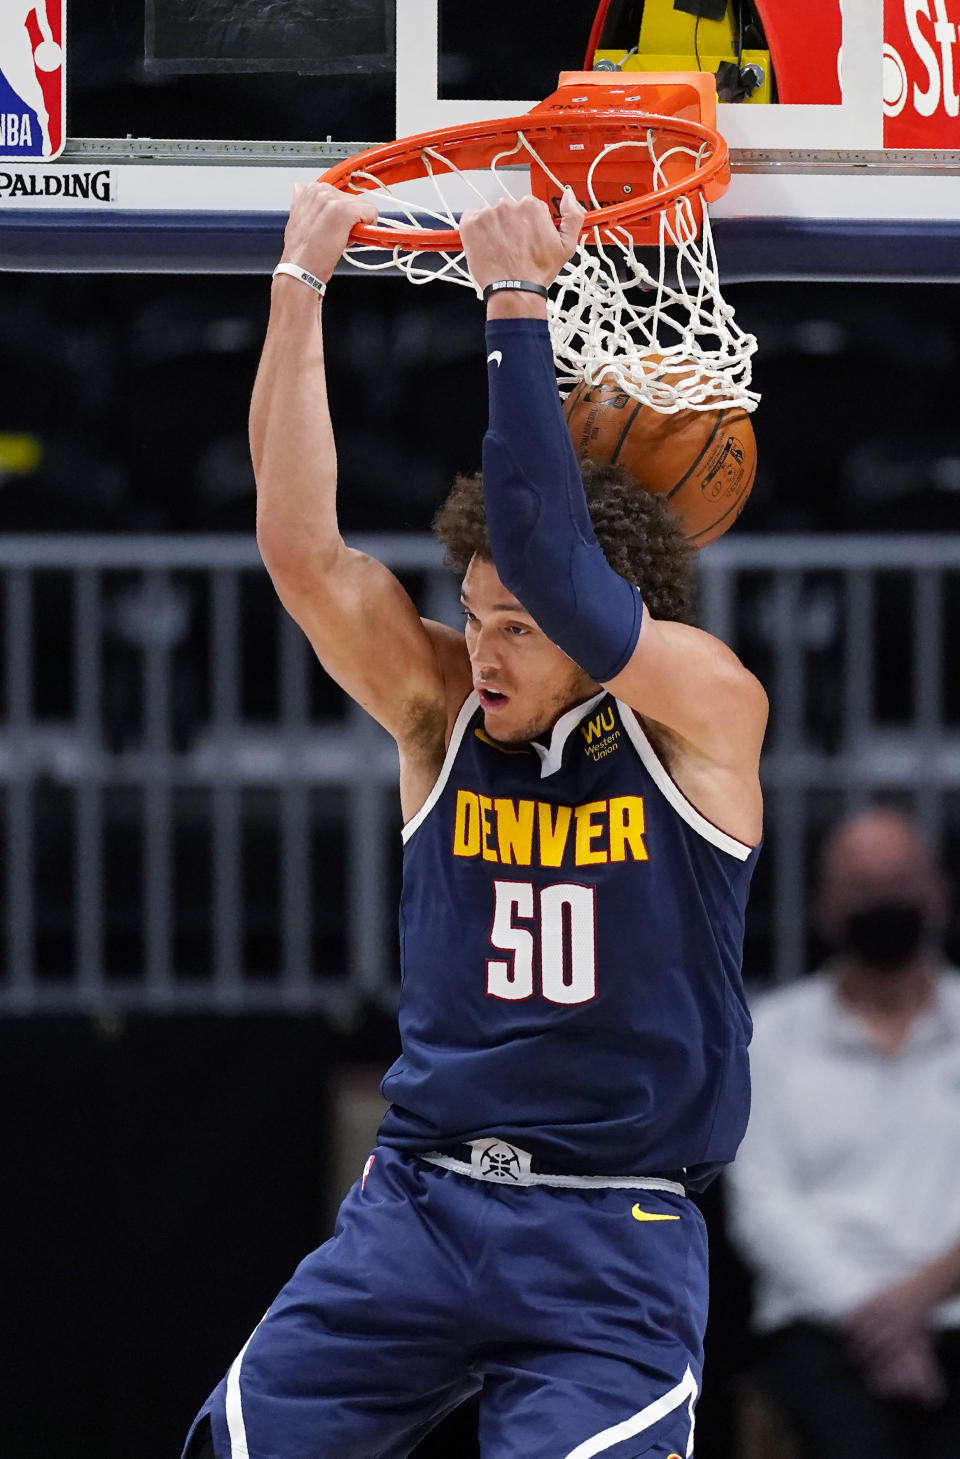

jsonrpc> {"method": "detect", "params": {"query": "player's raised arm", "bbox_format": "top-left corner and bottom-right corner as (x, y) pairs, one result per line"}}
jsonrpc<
(252, 184), (467, 803)
(460, 194), (766, 821)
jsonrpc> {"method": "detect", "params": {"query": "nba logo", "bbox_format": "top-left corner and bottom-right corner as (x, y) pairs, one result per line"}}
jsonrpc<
(0, 1), (66, 160)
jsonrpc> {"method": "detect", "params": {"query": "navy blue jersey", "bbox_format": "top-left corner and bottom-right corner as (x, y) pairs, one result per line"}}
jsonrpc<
(378, 690), (759, 1189)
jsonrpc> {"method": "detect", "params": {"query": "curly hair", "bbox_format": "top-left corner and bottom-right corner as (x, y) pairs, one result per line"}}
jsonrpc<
(432, 459), (695, 625)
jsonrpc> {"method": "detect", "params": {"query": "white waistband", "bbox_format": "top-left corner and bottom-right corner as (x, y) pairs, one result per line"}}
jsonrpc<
(419, 1139), (687, 1195)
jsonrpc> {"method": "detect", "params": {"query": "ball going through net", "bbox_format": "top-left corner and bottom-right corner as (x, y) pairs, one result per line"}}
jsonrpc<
(563, 376), (757, 549)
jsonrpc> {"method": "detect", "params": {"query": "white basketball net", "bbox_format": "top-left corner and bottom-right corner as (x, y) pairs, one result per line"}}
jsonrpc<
(338, 126), (759, 414)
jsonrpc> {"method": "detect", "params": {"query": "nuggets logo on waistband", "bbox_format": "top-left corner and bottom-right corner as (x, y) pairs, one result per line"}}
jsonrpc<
(452, 792), (647, 867)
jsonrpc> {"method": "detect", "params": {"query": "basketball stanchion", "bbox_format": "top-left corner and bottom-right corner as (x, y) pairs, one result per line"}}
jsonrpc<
(320, 71), (759, 544)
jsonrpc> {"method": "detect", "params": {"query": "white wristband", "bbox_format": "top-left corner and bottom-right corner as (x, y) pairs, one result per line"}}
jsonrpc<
(272, 262), (327, 297)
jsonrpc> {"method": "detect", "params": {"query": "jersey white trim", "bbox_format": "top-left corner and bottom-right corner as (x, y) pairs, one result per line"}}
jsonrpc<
(401, 691), (478, 844)
(617, 702), (754, 862)
(530, 689), (606, 779)
(563, 1364), (699, 1459)
(224, 1333), (255, 1459)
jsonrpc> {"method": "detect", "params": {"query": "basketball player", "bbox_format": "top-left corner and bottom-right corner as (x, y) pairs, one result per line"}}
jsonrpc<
(182, 182), (767, 1459)
(0, 2), (57, 157)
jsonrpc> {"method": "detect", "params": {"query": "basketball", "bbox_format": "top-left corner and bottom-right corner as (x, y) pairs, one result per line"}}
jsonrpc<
(562, 375), (757, 549)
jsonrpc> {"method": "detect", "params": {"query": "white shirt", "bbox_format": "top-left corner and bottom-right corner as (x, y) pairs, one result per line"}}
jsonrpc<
(726, 967), (960, 1332)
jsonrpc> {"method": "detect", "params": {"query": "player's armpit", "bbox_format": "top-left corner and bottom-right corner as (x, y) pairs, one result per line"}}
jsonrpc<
(421, 619), (475, 741)
(607, 613), (767, 767)
(260, 538), (451, 757)
(605, 614), (767, 841)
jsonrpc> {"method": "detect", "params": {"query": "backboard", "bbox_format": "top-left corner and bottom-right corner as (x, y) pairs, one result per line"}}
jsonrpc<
(1, 0), (959, 279)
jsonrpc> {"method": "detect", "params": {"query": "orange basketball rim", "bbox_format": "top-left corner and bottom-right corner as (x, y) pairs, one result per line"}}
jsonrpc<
(319, 72), (731, 252)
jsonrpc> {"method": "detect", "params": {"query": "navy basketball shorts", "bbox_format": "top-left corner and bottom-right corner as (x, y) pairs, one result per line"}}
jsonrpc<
(183, 1146), (708, 1459)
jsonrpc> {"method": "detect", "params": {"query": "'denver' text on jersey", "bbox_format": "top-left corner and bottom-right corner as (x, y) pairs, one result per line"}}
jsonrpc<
(378, 690), (759, 1190)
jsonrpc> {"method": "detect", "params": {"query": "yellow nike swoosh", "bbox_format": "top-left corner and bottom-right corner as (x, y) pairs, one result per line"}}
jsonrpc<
(631, 1204), (680, 1222)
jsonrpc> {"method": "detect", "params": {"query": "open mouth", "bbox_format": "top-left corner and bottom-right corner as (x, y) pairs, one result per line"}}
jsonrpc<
(478, 687), (509, 711)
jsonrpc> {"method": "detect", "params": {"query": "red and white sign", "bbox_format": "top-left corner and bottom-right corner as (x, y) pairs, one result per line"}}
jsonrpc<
(885, 0), (960, 146)
(0, 2), (65, 161)
(755, 0), (843, 104)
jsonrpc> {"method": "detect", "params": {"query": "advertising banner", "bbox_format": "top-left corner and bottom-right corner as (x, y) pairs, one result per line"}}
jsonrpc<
(885, 0), (960, 146)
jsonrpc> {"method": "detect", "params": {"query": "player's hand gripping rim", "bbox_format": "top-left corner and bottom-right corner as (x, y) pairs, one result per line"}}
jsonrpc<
(275, 182), (380, 293)
(461, 187), (586, 294)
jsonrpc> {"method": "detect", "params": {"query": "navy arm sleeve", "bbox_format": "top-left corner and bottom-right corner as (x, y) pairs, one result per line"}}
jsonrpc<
(482, 318), (643, 683)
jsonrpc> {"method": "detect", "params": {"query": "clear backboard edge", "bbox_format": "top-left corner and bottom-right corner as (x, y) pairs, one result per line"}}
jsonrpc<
(59, 138), (369, 166)
(51, 138), (960, 177)
(732, 150), (960, 175)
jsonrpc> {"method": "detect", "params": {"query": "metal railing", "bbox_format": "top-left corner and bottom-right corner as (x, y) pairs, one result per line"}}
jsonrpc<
(703, 536), (960, 986)
(1, 532), (958, 1014)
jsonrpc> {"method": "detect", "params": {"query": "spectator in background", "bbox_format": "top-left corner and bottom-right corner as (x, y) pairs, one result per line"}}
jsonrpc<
(727, 807), (960, 1459)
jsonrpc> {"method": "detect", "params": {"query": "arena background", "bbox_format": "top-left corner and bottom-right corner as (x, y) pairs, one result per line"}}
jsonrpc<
(4, 4), (960, 1456)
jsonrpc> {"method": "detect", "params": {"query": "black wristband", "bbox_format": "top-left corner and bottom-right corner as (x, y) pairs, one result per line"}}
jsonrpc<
(482, 279), (549, 301)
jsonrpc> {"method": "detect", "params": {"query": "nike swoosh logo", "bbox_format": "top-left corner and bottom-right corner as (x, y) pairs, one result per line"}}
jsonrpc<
(487, 350), (503, 367)
(631, 1204), (680, 1222)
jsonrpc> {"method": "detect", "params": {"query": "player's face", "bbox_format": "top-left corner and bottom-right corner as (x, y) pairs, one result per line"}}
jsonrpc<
(460, 556), (598, 744)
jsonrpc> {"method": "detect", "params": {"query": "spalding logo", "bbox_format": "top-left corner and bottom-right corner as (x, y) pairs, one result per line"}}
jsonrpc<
(700, 434), (747, 502)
